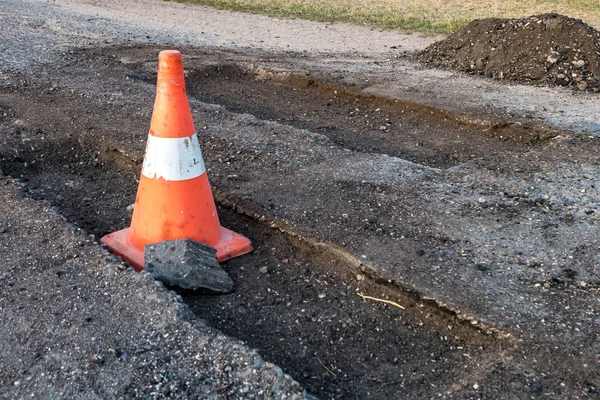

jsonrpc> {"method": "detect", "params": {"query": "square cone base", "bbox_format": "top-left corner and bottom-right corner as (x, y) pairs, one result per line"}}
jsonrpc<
(101, 227), (253, 272)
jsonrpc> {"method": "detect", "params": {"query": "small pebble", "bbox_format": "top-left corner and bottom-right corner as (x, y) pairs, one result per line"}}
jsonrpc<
(89, 354), (104, 365)
(107, 348), (118, 356)
(259, 266), (268, 274)
(476, 263), (489, 272)
(547, 51), (560, 64)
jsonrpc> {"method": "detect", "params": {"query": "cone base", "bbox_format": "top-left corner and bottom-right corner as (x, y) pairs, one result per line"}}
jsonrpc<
(101, 227), (253, 272)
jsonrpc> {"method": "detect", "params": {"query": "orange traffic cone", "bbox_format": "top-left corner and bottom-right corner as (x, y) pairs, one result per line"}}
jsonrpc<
(101, 50), (252, 271)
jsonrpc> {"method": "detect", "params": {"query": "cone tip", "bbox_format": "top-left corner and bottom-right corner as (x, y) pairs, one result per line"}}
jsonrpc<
(159, 50), (182, 62)
(157, 50), (184, 78)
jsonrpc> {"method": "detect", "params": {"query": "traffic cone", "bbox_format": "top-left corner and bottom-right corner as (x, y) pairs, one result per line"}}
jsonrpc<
(101, 50), (252, 271)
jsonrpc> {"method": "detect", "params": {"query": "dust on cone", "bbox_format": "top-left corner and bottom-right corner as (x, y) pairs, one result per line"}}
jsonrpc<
(101, 50), (252, 271)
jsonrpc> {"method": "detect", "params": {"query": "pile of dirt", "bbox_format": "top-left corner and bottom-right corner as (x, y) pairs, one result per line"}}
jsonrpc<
(418, 14), (600, 92)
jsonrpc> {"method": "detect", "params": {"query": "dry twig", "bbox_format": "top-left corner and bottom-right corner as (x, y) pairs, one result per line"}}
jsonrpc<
(317, 358), (337, 377)
(357, 291), (405, 310)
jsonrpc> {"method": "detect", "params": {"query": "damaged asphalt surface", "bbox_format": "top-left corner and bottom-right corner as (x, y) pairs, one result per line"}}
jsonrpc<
(0, 173), (306, 399)
(1, 0), (600, 398)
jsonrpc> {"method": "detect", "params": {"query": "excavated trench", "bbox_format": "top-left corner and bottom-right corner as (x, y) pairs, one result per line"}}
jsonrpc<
(0, 48), (553, 398)
(129, 61), (556, 170)
(0, 134), (510, 399)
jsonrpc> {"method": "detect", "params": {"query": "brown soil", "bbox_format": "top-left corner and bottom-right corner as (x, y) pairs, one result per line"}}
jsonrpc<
(419, 13), (600, 93)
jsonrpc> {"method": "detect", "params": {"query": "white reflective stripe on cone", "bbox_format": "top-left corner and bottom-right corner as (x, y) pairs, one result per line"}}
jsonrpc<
(141, 133), (206, 181)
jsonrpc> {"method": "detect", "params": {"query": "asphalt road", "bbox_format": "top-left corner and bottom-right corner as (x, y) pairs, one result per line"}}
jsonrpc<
(3, 0), (600, 134)
(1, 0), (599, 398)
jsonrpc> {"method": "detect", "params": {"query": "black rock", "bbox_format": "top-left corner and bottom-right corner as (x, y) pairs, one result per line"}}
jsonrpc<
(476, 263), (490, 272)
(144, 239), (234, 293)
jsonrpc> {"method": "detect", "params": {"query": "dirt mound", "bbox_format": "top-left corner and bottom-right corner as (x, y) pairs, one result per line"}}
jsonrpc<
(418, 14), (600, 92)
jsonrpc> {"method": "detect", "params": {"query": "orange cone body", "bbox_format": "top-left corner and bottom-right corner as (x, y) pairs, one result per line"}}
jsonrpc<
(101, 50), (252, 271)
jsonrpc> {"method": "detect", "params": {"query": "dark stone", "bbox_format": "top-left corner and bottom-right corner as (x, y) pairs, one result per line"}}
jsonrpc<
(144, 239), (234, 293)
(475, 58), (485, 70)
(476, 263), (489, 272)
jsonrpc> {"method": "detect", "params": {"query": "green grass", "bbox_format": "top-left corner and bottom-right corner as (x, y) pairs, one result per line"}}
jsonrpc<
(173, 0), (600, 34)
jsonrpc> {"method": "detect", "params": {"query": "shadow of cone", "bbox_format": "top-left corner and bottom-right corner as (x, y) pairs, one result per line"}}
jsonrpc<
(101, 50), (252, 271)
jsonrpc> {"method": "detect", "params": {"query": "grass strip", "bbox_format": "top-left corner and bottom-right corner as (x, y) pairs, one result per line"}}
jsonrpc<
(172, 0), (600, 34)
